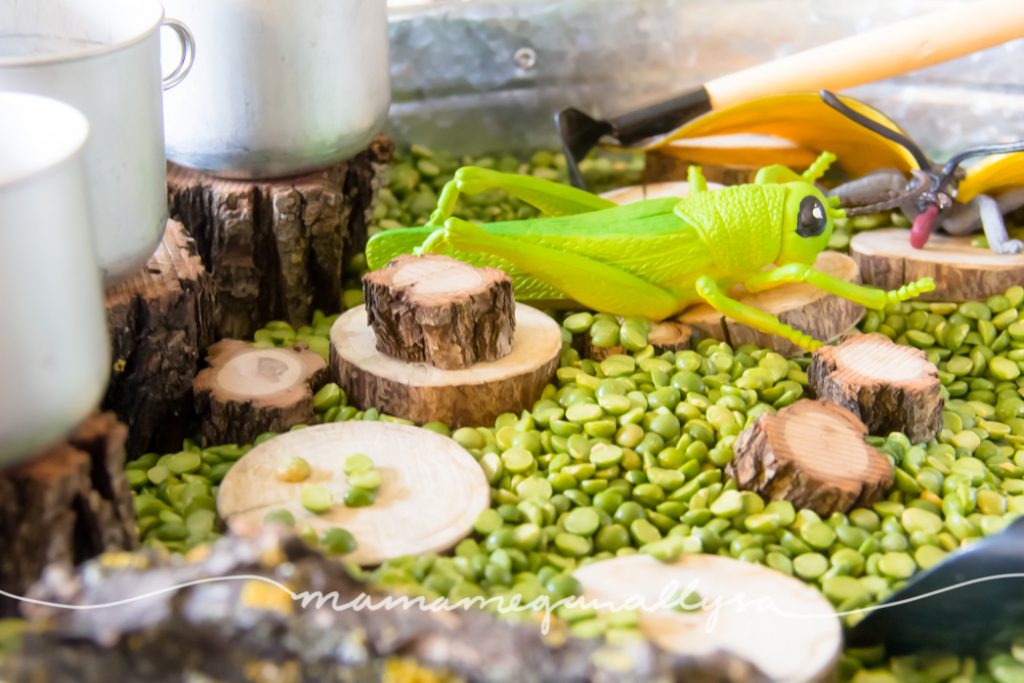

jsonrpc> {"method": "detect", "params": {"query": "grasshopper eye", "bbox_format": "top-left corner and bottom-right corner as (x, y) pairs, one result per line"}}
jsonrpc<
(797, 196), (827, 238)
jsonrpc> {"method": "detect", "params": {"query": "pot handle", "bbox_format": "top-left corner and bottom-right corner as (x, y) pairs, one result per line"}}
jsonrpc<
(161, 18), (196, 90)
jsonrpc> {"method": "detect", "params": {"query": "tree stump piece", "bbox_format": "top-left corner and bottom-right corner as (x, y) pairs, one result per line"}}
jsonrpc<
(331, 304), (561, 427)
(0, 412), (135, 616)
(218, 422), (490, 566)
(851, 228), (1024, 302)
(809, 333), (943, 443)
(193, 340), (328, 445)
(167, 135), (394, 339)
(104, 220), (215, 456)
(574, 554), (840, 683)
(583, 320), (694, 361)
(727, 399), (894, 516)
(363, 254), (515, 370)
(679, 251), (865, 356)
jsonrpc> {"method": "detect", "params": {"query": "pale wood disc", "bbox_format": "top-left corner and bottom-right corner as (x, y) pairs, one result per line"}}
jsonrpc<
(330, 303), (561, 426)
(573, 554), (840, 683)
(218, 421), (489, 566)
(851, 228), (1024, 302)
(600, 180), (723, 205)
(679, 251), (865, 356)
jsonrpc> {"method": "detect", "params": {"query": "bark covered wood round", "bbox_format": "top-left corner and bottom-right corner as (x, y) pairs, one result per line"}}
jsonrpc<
(363, 254), (515, 370)
(727, 399), (893, 515)
(217, 422), (489, 565)
(330, 303), (561, 427)
(809, 333), (943, 443)
(851, 228), (1024, 302)
(582, 319), (694, 361)
(193, 340), (327, 445)
(679, 251), (865, 357)
(573, 554), (841, 683)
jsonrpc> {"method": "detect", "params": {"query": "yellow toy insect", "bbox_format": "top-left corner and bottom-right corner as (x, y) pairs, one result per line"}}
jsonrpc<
(366, 152), (935, 351)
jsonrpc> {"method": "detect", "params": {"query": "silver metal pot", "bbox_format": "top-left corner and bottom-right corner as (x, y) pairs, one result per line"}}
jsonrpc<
(0, 0), (195, 282)
(0, 93), (108, 465)
(161, 0), (390, 178)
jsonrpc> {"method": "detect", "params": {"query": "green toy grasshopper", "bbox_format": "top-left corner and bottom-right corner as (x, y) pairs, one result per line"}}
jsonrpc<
(365, 152), (935, 351)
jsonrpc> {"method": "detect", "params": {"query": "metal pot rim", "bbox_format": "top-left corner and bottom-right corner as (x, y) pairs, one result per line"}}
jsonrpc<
(0, 0), (165, 68)
(0, 92), (89, 190)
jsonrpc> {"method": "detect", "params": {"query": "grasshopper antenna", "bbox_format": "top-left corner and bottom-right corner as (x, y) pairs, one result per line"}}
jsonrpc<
(819, 90), (933, 171)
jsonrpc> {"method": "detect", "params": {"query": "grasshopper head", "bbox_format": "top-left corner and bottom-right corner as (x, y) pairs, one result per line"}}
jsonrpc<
(777, 183), (844, 266)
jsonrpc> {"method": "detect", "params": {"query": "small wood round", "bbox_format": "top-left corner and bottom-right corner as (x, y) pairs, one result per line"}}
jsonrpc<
(582, 320), (694, 361)
(679, 251), (864, 357)
(363, 254), (515, 370)
(573, 554), (841, 683)
(330, 303), (561, 427)
(727, 399), (894, 516)
(218, 422), (489, 566)
(809, 333), (943, 443)
(600, 180), (723, 205)
(193, 340), (327, 445)
(851, 228), (1024, 302)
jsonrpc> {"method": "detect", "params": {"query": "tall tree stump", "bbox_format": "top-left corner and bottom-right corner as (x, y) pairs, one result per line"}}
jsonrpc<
(0, 412), (136, 616)
(193, 340), (328, 445)
(167, 135), (394, 339)
(727, 399), (893, 516)
(851, 228), (1024, 302)
(104, 220), (215, 456)
(363, 254), (515, 369)
(809, 333), (943, 443)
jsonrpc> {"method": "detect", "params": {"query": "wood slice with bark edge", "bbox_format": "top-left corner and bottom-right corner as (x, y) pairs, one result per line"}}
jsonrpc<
(193, 340), (327, 445)
(363, 254), (515, 370)
(573, 553), (840, 683)
(679, 251), (865, 357)
(809, 333), (944, 443)
(0, 412), (136, 616)
(331, 304), (561, 427)
(582, 319), (694, 362)
(726, 399), (894, 516)
(217, 422), (490, 566)
(851, 228), (1024, 302)
(166, 135), (394, 339)
(104, 220), (215, 456)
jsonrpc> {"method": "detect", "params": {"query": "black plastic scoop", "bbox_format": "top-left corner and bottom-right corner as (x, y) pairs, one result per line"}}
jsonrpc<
(847, 517), (1024, 655)
(555, 0), (1024, 189)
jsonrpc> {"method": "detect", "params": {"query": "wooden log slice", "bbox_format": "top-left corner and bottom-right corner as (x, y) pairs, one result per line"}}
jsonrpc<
(809, 333), (943, 443)
(167, 136), (394, 339)
(573, 554), (841, 683)
(582, 320), (694, 361)
(104, 220), (215, 456)
(0, 412), (136, 616)
(217, 422), (489, 565)
(679, 251), (865, 356)
(851, 228), (1024, 302)
(600, 180), (723, 205)
(193, 340), (328, 445)
(331, 304), (561, 427)
(363, 254), (515, 370)
(727, 399), (894, 516)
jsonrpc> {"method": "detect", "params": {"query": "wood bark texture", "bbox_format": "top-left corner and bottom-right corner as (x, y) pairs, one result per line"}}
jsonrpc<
(0, 412), (136, 616)
(167, 135), (394, 339)
(727, 399), (894, 516)
(851, 228), (1024, 302)
(808, 332), (944, 443)
(193, 340), (327, 445)
(104, 220), (215, 456)
(363, 254), (515, 369)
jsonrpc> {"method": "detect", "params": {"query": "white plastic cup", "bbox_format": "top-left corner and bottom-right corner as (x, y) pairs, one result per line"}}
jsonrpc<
(0, 92), (109, 465)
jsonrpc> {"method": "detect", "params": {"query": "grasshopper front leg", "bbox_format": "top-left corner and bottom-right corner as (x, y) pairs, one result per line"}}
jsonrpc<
(427, 166), (616, 227)
(418, 217), (682, 319)
(694, 276), (823, 351)
(742, 263), (935, 310)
